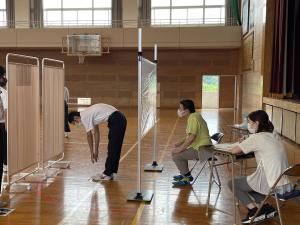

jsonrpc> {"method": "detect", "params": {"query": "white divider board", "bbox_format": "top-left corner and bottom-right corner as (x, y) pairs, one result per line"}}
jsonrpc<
(42, 66), (64, 162)
(7, 63), (40, 176)
(141, 57), (157, 138)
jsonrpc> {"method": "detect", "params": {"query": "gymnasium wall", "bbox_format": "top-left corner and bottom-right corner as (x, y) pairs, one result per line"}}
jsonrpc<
(240, 0), (266, 116)
(0, 48), (239, 109)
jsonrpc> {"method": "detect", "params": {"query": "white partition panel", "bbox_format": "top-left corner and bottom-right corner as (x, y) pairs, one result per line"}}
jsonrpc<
(42, 65), (64, 162)
(7, 62), (40, 176)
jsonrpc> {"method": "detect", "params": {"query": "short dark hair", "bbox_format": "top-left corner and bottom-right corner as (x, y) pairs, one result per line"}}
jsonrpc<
(0, 76), (7, 87)
(68, 111), (80, 123)
(248, 110), (274, 133)
(180, 99), (195, 113)
(0, 66), (6, 77)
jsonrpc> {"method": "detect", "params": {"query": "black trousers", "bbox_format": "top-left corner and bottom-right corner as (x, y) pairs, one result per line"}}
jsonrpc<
(64, 101), (70, 132)
(0, 123), (7, 192)
(104, 111), (127, 176)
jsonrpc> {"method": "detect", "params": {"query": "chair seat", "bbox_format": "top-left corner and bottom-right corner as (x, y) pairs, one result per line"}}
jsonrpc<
(276, 189), (300, 201)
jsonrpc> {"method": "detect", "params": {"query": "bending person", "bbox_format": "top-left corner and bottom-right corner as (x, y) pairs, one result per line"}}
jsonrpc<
(172, 99), (212, 187)
(229, 110), (292, 224)
(68, 103), (127, 181)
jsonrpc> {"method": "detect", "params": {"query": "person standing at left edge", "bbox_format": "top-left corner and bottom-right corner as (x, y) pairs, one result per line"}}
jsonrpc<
(68, 103), (127, 181)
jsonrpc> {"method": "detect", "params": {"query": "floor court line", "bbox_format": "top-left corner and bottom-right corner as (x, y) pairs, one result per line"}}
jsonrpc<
(130, 117), (179, 225)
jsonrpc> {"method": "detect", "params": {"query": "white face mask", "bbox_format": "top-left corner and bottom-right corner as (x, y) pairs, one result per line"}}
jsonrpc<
(247, 123), (257, 134)
(177, 109), (187, 118)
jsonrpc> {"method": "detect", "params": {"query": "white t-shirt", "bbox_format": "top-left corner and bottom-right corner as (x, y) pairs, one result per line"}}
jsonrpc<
(80, 103), (117, 132)
(238, 132), (291, 195)
(64, 87), (69, 103)
(0, 87), (8, 123)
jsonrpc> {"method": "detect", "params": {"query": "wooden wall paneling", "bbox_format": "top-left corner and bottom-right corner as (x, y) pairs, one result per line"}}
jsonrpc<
(265, 104), (273, 121)
(282, 110), (296, 141)
(296, 113), (300, 144)
(219, 76), (235, 108)
(272, 107), (283, 134)
(8, 63), (40, 176)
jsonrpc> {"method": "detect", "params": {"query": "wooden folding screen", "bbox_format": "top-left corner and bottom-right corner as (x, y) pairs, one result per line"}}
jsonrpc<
(42, 59), (65, 163)
(7, 56), (40, 177)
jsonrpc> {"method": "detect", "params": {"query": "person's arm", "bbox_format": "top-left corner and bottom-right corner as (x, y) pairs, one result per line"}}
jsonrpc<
(86, 131), (95, 163)
(93, 125), (100, 162)
(174, 137), (185, 147)
(172, 133), (196, 154)
(230, 145), (243, 154)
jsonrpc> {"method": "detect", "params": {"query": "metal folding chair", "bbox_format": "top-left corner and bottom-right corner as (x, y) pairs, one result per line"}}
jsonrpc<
(190, 132), (224, 186)
(250, 163), (300, 225)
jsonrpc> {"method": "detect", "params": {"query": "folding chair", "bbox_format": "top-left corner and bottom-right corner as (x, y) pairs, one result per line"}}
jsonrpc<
(190, 132), (224, 186)
(250, 163), (300, 225)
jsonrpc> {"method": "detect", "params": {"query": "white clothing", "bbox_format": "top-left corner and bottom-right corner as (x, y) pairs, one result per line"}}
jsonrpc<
(238, 132), (291, 195)
(0, 87), (7, 123)
(80, 103), (117, 132)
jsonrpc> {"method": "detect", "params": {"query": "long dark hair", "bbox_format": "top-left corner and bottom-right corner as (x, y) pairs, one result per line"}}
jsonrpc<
(248, 110), (274, 133)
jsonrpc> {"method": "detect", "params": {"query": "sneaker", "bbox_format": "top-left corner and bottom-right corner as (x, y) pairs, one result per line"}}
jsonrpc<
(242, 207), (266, 224)
(262, 204), (278, 219)
(91, 173), (113, 182)
(3, 165), (7, 172)
(64, 133), (69, 138)
(172, 176), (193, 187)
(173, 174), (194, 182)
(173, 175), (184, 181)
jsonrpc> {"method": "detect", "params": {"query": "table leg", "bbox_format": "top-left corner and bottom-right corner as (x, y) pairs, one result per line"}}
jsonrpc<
(206, 152), (215, 217)
(230, 155), (237, 225)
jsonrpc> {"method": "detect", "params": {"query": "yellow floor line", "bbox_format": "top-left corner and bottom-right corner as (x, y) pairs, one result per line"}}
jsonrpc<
(131, 203), (145, 225)
(120, 141), (138, 163)
(130, 117), (179, 225)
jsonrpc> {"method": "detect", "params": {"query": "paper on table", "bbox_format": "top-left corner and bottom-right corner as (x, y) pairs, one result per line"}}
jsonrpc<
(214, 142), (239, 151)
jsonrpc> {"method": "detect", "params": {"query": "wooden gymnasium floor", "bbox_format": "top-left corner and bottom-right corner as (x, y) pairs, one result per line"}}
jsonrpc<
(0, 109), (299, 225)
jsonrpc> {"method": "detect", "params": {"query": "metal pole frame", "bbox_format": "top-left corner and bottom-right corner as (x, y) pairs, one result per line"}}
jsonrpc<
(5, 53), (40, 188)
(41, 58), (66, 170)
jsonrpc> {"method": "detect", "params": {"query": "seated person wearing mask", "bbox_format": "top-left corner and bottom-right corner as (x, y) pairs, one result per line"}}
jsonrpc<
(229, 110), (292, 224)
(172, 99), (212, 187)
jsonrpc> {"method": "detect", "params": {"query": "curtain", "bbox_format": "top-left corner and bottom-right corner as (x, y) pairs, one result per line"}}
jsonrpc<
(138, 0), (151, 27)
(270, 0), (300, 98)
(6, 0), (15, 28)
(112, 0), (122, 28)
(226, 0), (242, 26)
(270, 0), (286, 97)
(30, 0), (43, 28)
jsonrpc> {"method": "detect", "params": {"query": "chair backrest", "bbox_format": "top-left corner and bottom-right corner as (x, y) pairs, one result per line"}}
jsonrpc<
(283, 164), (300, 177)
(210, 132), (224, 144)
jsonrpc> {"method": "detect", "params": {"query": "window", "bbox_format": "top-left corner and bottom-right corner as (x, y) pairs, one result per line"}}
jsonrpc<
(43, 0), (112, 27)
(151, 0), (225, 26)
(0, 0), (6, 27)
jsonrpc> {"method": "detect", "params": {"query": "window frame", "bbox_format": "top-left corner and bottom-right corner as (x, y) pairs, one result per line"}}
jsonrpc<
(43, 0), (112, 27)
(151, 0), (225, 26)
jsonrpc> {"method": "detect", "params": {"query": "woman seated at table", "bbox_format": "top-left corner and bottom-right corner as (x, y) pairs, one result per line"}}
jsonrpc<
(228, 110), (292, 224)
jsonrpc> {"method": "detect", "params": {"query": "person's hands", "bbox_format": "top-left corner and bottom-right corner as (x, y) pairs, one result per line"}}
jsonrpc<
(172, 147), (182, 154)
(174, 142), (181, 147)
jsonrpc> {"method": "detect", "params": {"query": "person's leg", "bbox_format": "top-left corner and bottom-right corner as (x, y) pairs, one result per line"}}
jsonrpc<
(104, 112), (127, 176)
(64, 101), (70, 133)
(172, 148), (199, 176)
(227, 176), (257, 207)
(228, 176), (267, 223)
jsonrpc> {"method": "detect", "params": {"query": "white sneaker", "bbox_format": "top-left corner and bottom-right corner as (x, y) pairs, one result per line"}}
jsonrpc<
(64, 133), (69, 138)
(91, 173), (113, 182)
